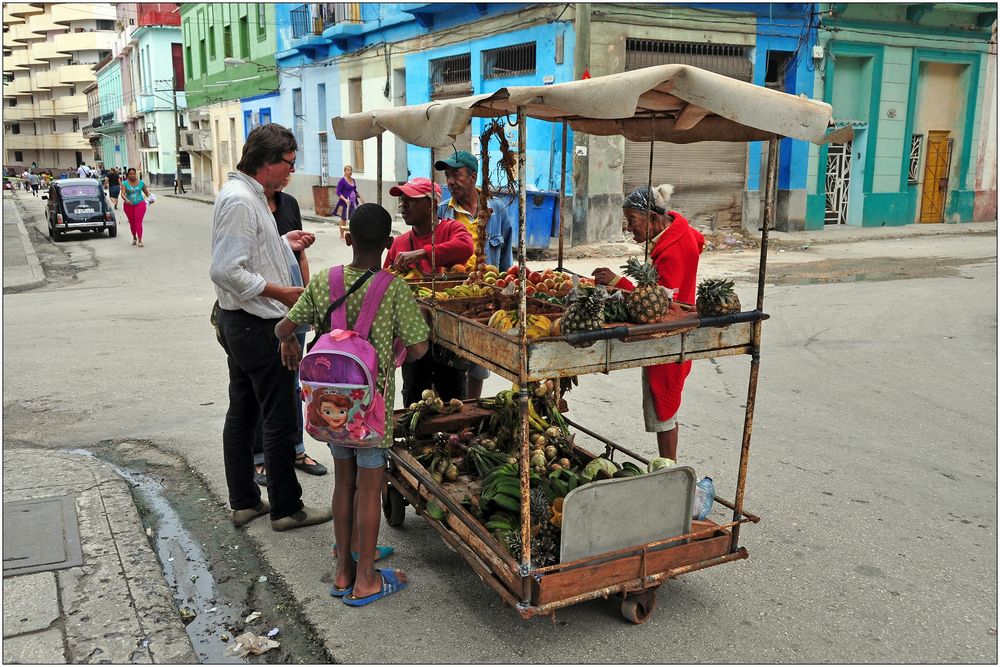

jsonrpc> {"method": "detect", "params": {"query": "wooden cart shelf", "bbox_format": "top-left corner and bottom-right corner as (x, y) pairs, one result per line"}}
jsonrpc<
(423, 303), (768, 383)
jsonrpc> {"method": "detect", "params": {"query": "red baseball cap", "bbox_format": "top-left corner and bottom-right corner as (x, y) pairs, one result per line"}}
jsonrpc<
(389, 177), (441, 200)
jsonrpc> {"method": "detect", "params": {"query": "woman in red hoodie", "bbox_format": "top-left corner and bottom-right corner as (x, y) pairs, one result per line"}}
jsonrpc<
(593, 184), (704, 461)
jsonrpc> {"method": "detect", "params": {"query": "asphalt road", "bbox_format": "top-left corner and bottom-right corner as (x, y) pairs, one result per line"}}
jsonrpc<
(3, 191), (996, 662)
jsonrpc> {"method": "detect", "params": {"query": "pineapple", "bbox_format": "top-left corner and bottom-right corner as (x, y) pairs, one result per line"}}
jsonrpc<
(620, 257), (673, 324)
(503, 490), (561, 567)
(696, 278), (741, 316)
(561, 283), (608, 345)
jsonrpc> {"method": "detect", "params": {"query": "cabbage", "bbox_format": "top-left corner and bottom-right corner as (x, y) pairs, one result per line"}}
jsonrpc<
(647, 457), (676, 473)
(581, 457), (619, 481)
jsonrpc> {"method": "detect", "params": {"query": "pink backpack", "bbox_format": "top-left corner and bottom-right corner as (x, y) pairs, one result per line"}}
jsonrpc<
(299, 267), (405, 448)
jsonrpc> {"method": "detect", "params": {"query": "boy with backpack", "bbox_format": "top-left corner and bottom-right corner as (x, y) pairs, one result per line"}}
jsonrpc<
(275, 203), (429, 606)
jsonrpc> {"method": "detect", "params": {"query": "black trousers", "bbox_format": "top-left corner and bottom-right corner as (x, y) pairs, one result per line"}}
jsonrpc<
(217, 308), (303, 520)
(401, 343), (468, 406)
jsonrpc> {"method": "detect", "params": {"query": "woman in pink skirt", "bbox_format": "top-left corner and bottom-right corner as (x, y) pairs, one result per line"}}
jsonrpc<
(122, 167), (153, 247)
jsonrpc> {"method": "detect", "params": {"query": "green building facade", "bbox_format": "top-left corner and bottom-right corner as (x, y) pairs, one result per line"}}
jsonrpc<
(805, 3), (995, 228)
(180, 3), (278, 109)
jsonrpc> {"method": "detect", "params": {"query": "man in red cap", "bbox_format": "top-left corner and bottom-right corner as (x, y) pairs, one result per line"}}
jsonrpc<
(387, 177), (475, 405)
(385, 177), (474, 274)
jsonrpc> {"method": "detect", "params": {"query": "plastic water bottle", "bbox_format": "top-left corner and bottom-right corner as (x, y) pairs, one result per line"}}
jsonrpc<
(693, 477), (715, 520)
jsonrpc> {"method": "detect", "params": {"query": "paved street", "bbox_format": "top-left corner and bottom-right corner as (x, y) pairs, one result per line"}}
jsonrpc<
(2, 188), (996, 662)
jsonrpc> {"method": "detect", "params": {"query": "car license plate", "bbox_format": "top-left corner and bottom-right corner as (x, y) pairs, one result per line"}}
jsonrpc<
(75, 207), (94, 214)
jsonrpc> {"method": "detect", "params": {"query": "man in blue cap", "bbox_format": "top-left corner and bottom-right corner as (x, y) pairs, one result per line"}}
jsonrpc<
(435, 149), (516, 398)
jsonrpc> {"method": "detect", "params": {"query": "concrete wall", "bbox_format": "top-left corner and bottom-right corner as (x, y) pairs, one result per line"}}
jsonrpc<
(973, 26), (997, 222)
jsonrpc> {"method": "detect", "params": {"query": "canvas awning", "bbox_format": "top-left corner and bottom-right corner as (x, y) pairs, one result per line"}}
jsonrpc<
(332, 64), (838, 147)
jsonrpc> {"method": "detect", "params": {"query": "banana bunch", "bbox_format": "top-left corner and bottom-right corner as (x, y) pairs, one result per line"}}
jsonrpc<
(486, 311), (553, 339)
(414, 286), (434, 298)
(444, 284), (494, 299)
(479, 463), (522, 513)
(484, 511), (520, 533)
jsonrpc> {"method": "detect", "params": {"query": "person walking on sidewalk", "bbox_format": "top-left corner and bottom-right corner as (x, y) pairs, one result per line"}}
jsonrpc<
(122, 168), (154, 247)
(333, 165), (362, 240)
(27, 172), (39, 197)
(210, 123), (332, 532)
(275, 203), (429, 606)
(251, 174), (328, 486)
(105, 167), (121, 210)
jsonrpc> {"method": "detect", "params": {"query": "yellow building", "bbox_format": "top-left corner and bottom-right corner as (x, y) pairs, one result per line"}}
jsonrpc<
(3, 3), (116, 171)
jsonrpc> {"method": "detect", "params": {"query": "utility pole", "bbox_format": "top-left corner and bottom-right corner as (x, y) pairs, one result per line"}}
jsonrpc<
(172, 71), (185, 194)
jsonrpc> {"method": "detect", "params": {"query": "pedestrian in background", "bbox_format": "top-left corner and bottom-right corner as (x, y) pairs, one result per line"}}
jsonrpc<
(122, 167), (153, 247)
(333, 165), (362, 240)
(105, 167), (121, 210)
(28, 172), (39, 197)
(209, 123), (332, 532)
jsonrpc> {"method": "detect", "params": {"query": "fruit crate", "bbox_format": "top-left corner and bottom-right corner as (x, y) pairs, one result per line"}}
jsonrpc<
(422, 302), (766, 383)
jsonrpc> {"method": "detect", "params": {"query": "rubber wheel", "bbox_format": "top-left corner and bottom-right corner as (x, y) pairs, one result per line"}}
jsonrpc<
(108, 226), (117, 238)
(382, 484), (407, 527)
(621, 590), (657, 624)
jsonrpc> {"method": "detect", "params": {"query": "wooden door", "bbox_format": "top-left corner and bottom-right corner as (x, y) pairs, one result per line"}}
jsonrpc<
(919, 131), (952, 223)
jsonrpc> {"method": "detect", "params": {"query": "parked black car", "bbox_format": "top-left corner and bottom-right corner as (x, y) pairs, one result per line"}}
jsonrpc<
(47, 178), (116, 240)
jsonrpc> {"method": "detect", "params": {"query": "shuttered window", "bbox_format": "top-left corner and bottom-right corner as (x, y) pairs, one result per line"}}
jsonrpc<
(624, 39), (752, 231)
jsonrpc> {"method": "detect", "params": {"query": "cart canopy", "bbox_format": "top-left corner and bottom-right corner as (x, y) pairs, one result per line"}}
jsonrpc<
(333, 64), (836, 147)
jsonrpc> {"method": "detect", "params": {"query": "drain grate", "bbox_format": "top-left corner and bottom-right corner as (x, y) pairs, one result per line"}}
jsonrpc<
(3, 496), (83, 576)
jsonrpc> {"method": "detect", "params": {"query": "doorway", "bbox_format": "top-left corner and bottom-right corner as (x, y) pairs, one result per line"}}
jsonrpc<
(919, 130), (952, 223)
(824, 139), (852, 225)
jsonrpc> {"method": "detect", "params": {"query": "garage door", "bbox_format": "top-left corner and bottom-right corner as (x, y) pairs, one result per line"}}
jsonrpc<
(624, 39), (752, 230)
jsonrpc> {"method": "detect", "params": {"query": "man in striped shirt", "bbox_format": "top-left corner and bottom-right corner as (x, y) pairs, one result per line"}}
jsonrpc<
(209, 123), (333, 532)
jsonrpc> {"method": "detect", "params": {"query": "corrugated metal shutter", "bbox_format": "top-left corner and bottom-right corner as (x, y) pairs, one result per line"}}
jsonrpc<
(624, 39), (752, 230)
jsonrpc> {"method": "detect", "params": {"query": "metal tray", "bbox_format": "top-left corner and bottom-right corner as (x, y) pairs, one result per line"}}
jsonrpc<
(559, 465), (695, 564)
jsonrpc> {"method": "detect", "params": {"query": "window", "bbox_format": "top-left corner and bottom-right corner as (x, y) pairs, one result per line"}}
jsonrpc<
(172, 43), (184, 90)
(260, 107), (271, 125)
(290, 4), (310, 38)
(292, 88), (305, 164)
(239, 17), (249, 58)
(244, 109), (253, 139)
(257, 4), (266, 38)
(199, 39), (207, 75)
(185, 45), (193, 78)
(208, 26), (216, 59)
(908, 134), (922, 184)
(223, 25), (233, 58)
(72, 117), (79, 131)
(430, 53), (472, 95)
(7, 98), (16, 107)
(765, 50), (792, 90)
(10, 123), (20, 134)
(14, 151), (23, 162)
(96, 19), (115, 31)
(482, 42), (536, 79)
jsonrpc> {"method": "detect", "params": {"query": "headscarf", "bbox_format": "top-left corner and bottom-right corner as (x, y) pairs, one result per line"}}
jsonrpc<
(622, 184), (674, 215)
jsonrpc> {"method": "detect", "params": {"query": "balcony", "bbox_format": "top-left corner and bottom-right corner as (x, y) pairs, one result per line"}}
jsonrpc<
(30, 41), (69, 62)
(50, 4), (115, 26)
(3, 5), (26, 25)
(5, 4), (44, 19)
(54, 94), (87, 115)
(7, 22), (43, 43)
(54, 31), (116, 56)
(138, 129), (158, 149)
(5, 48), (39, 69)
(3, 132), (90, 151)
(35, 69), (73, 91)
(58, 64), (96, 85)
(10, 76), (35, 95)
(180, 128), (212, 152)
(26, 13), (59, 37)
(3, 106), (38, 122)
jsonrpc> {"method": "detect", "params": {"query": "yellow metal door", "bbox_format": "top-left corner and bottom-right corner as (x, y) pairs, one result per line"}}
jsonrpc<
(919, 131), (952, 223)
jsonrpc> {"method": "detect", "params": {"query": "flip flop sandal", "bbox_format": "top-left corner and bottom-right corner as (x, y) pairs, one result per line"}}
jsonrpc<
(331, 544), (395, 562)
(342, 568), (407, 607)
(328, 584), (353, 598)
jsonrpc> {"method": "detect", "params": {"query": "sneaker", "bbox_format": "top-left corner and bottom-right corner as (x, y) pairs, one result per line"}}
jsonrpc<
(270, 505), (333, 532)
(232, 500), (270, 527)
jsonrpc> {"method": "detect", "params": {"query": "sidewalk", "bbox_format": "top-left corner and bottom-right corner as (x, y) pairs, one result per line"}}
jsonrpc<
(2, 448), (197, 663)
(164, 188), (995, 253)
(2, 192), (46, 291)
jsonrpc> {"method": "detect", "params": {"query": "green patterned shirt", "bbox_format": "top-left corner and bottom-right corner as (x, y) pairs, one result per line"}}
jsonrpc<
(287, 266), (429, 447)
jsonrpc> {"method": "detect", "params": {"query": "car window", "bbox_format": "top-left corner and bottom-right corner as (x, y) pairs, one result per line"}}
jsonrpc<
(61, 185), (100, 198)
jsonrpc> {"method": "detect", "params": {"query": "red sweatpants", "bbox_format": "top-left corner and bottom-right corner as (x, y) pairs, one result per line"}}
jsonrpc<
(123, 200), (147, 240)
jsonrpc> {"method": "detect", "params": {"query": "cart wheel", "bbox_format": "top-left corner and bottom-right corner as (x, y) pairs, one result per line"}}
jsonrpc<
(621, 589), (657, 624)
(382, 484), (407, 527)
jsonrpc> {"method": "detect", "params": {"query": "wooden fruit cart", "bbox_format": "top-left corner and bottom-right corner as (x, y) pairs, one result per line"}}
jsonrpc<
(332, 65), (845, 623)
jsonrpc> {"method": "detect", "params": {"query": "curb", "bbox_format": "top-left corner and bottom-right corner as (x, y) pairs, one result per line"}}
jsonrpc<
(4, 194), (47, 291)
